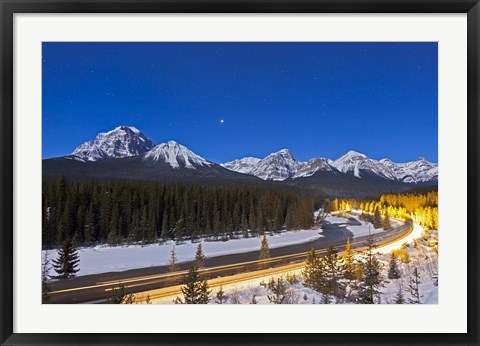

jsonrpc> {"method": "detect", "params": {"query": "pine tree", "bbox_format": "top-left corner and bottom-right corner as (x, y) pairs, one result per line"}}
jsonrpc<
(322, 245), (344, 299)
(302, 248), (329, 302)
(194, 243), (206, 269)
(267, 277), (286, 304)
(107, 285), (135, 304)
(408, 267), (422, 304)
(42, 251), (51, 302)
(52, 239), (80, 279)
(168, 246), (178, 272)
(258, 234), (270, 269)
(394, 286), (405, 304)
(303, 248), (321, 289)
(180, 265), (210, 304)
(373, 209), (383, 229)
(382, 215), (392, 230)
(356, 236), (384, 304)
(215, 286), (228, 304)
(342, 238), (355, 281)
(387, 253), (401, 279)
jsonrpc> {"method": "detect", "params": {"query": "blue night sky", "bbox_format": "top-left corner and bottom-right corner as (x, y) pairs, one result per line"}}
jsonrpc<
(42, 42), (438, 163)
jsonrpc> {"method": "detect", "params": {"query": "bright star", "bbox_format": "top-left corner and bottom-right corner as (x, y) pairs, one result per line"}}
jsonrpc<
(220, 119), (224, 124)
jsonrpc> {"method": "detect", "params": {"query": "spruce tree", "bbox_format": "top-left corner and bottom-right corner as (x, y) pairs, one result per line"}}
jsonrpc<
(408, 267), (422, 304)
(322, 245), (344, 299)
(356, 236), (384, 304)
(387, 253), (401, 279)
(373, 209), (383, 229)
(194, 243), (206, 269)
(303, 248), (321, 289)
(342, 238), (355, 281)
(215, 286), (228, 304)
(168, 246), (178, 272)
(267, 277), (286, 304)
(107, 285), (135, 304)
(394, 285), (405, 304)
(52, 239), (80, 279)
(382, 215), (392, 230)
(181, 265), (210, 304)
(258, 234), (270, 269)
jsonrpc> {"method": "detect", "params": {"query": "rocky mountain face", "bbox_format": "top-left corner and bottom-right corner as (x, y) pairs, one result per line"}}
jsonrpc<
(72, 126), (156, 161)
(222, 149), (437, 185)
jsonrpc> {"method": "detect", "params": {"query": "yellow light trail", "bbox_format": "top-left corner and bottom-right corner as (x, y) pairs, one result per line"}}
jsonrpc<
(48, 222), (412, 300)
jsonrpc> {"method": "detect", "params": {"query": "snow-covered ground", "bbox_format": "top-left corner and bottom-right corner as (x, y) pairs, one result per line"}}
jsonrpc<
(43, 227), (324, 277)
(324, 213), (400, 238)
(153, 224), (438, 305)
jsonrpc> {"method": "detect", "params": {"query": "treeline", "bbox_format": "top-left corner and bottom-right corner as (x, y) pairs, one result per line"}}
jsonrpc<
(42, 176), (316, 249)
(323, 191), (438, 230)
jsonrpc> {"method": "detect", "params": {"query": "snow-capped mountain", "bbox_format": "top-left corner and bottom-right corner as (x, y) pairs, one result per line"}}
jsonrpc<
(293, 158), (336, 179)
(143, 140), (212, 169)
(248, 149), (304, 181)
(222, 149), (437, 184)
(331, 150), (397, 180)
(379, 157), (438, 184)
(220, 157), (261, 174)
(72, 126), (155, 161)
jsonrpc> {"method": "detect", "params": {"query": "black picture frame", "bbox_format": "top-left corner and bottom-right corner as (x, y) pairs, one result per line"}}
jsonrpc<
(1, 1), (479, 345)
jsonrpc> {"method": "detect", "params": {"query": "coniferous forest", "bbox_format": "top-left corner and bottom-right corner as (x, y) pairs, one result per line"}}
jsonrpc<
(42, 176), (317, 249)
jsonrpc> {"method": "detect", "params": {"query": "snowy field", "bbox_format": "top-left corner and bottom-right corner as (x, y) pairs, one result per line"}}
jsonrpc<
(43, 227), (324, 277)
(151, 224), (438, 304)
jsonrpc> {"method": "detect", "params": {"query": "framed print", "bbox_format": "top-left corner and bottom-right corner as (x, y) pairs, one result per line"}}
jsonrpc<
(1, 0), (479, 345)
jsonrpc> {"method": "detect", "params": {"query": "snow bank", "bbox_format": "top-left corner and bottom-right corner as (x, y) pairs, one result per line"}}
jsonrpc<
(44, 228), (323, 277)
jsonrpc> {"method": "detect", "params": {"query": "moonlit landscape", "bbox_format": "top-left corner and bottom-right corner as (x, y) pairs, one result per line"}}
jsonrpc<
(42, 42), (438, 305)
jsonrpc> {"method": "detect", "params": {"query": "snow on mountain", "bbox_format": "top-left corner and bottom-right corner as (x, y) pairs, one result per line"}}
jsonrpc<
(331, 150), (397, 180)
(72, 126), (156, 161)
(222, 149), (437, 184)
(143, 140), (212, 169)
(292, 158), (336, 179)
(248, 149), (305, 181)
(221, 157), (261, 174)
(380, 157), (438, 183)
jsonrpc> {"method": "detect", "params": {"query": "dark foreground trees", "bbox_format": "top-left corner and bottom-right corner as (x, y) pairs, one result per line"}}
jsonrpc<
(52, 239), (80, 279)
(179, 265), (210, 304)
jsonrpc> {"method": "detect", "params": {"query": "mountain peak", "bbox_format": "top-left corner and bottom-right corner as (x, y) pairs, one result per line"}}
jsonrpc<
(344, 150), (367, 158)
(144, 141), (211, 169)
(72, 125), (155, 161)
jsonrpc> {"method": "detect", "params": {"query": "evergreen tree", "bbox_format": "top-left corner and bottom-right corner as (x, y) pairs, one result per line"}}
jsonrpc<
(194, 243), (206, 269)
(382, 215), (392, 230)
(180, 265), (210, 304)
(169, 246), (178, 272)
(52, 239), (80, 279)
(373, 209), (383, 229)
(356, 236), (384, 304)
(342, 238), (355, 281)
(408, 267), (422, 304)
(258, 234), (270, 269)
(267, 277), (286, 304)
(387, 253), (401, 279)
(394, 285), (405, 304)
(215, 286), (228, 304)
(302, 248), (329, 302)
(303, 248), (321, 289)
(107, 285), (135, 304)
(322, 245), (344, 299)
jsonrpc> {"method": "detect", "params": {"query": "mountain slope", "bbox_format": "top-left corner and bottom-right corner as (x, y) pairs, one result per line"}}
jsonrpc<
(72, 126), (156, 161)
